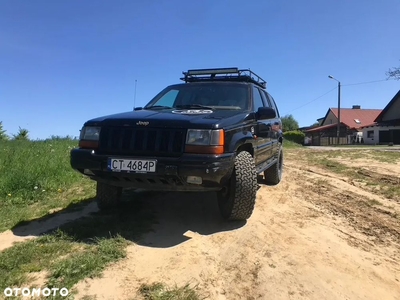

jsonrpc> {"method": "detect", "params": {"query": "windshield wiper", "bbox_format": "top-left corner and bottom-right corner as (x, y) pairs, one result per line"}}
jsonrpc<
(175, 104), (214, 110)
(144, 105), (173, 110)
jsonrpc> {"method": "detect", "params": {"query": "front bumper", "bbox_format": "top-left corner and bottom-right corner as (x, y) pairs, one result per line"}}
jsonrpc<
(70, 148), (235, 191)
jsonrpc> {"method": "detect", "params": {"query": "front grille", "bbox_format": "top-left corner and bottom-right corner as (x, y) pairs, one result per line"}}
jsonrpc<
(98, 126), (186, 157)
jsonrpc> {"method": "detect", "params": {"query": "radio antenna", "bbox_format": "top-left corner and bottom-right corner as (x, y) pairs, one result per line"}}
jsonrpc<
(133, 79), (137, 109)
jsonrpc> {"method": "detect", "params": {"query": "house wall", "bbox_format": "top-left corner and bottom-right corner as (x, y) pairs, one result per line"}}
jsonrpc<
(382, 98), (400, 121)
(322, 111), (337, 126)
(362, 125), (400, 145)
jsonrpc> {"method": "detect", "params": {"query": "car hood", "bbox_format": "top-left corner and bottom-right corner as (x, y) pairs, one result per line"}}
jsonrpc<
(85, 108), (253, 129)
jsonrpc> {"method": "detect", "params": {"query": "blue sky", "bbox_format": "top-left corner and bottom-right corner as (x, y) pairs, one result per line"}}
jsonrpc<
(1, 0), (399, 140)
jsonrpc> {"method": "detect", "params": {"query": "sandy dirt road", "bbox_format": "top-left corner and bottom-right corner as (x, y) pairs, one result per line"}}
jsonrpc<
(70, 149), (400, 300)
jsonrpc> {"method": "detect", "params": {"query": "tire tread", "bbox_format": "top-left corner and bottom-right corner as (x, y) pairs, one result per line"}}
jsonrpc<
(96, 182), (122, 210)
(223, 151), (258, 220)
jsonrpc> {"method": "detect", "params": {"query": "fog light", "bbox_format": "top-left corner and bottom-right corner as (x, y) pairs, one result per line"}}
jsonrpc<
(187, 176), (202, 185)
(84, 169), (95, 175)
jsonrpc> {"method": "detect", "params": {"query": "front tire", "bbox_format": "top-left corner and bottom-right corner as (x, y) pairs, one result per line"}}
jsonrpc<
(217, 151), (258, 221)
(96, 182), (122, 211)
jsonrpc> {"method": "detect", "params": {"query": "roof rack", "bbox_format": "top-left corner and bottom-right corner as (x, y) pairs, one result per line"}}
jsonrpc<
(180, 67), (267, 89)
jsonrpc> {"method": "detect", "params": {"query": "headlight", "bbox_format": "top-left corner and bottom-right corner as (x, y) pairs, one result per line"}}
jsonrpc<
(185, 129), (225, 154)
(80, 126), (101, 141)
(186, 129), (223, 145)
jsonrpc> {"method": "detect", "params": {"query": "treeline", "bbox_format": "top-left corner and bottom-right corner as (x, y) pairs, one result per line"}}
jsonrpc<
(0, 121), (77, 141)
(0, 121), (29, 140)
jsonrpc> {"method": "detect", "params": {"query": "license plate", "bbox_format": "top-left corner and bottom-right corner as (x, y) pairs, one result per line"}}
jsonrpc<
(108, 158), (157, 173)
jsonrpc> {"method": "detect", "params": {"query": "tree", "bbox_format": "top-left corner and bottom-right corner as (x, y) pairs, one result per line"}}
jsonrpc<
(13, 127), (29, 140)
(386, 60), (400, 80)
(281, 114), (299, 132)
(0, 121), (9, 140)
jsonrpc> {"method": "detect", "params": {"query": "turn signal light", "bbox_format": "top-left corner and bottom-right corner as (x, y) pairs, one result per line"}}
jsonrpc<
(185, 145), (224, 154)
(79, 140), (99, 149)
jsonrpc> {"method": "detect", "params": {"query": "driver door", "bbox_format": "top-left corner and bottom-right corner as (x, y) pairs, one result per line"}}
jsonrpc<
(252, 86), (272, 165)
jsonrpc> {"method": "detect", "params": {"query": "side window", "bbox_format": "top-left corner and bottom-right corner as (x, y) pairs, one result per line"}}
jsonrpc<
(154, 89), (179, 107)
(252, 86), (265, 110)
(267, 93), (280, 118)
(261, 90), (272, 107)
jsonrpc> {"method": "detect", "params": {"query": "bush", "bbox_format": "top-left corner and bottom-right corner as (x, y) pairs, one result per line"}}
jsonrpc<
(283, 130), (305, 144)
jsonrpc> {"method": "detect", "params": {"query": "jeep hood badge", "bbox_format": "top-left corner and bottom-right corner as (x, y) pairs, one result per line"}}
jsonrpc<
(136, 121), (149, 126)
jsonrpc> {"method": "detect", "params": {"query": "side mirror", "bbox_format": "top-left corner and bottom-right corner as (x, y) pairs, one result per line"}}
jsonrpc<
(257, 107), (276, 120)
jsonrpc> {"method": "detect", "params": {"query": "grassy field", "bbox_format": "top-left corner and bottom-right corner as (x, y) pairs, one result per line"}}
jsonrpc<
(0, 139), (96, 232)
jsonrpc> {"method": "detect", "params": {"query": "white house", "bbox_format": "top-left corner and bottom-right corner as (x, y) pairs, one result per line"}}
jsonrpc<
(361, 90), (400, 145)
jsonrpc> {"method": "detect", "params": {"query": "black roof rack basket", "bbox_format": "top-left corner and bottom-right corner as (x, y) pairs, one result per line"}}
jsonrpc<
(180, 67), (267, 89)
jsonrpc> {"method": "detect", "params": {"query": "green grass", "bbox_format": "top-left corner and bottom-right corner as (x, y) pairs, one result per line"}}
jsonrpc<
(47, 237), (127, 291)
(366, 199), (383, 207)
(138, 282), (203, 300)
(0, 231), (74, 289)
(0, 139), (95, 232)
(283, 140), (303, 149)
(315, 158), (349, 173)
(0, 197), (157, 299)
(302, 150), (400, 201)
(309, 147), (400, 163)
(0, 138), (161, 298)
(0, 233), (126, 300)
(0, 139), (81, 202)
(368, 150), (400, 163)
(329, 144), (390, 148)
(325, 150), (364, 160)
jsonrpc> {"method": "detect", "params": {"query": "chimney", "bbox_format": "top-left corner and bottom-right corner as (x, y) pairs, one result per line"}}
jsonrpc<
(352, 105), (361, 109)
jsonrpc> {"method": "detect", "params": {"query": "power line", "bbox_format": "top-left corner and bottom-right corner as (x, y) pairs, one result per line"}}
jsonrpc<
(283, 86), (337, 115)
(342, 78), (392, 86)
(282, 77), (396, 115)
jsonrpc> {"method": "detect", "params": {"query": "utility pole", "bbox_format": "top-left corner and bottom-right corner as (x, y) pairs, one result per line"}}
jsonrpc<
(337, 81), (341, 145)
(328, 75), (341, 145)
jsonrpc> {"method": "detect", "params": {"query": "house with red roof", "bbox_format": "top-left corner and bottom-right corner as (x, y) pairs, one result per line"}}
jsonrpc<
(304, 105), (382, 146)
(360, 90), (400, 145)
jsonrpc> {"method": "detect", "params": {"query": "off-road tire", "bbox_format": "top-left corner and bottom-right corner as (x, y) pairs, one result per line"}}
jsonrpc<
(264, 145), (283, 185)
(96, 182), (122, 211)
(217, 151), (258, 220)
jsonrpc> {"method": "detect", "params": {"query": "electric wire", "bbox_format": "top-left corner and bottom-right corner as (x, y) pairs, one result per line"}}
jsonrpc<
(282, 77), (395, 115)
(342, 78), (392, 86)
(283, 87), (337, 115)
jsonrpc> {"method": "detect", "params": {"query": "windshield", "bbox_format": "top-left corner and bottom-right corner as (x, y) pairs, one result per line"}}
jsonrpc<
(145, 83), (249, 110)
